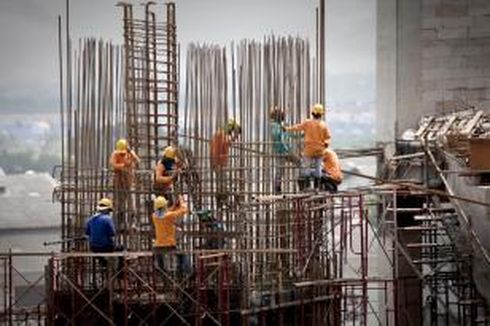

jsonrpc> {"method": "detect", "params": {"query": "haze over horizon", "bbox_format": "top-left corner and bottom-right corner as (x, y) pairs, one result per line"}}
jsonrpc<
(0, 0), (375, 113)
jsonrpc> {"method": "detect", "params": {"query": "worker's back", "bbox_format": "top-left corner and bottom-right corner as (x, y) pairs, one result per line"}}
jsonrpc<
(322, 149), (342, 183)
(85, 213), (116, 249)
(300, 119), (330, 157)
(152, 201), (188, 247)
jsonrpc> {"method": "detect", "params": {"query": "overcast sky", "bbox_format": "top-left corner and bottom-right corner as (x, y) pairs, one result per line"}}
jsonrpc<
(0, 0), (375, 112)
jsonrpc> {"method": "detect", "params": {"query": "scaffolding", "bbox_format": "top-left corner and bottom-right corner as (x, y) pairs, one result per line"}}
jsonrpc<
(2, 1), (490, 325)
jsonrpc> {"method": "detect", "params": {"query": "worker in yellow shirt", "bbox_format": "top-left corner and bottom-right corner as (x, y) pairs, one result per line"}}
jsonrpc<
(154, 145), (181, 205)
(152, 195), (188, 273)
(320, 143), (343, 193)
(285, 104), (331, 190)
(109, 138), (140, 213)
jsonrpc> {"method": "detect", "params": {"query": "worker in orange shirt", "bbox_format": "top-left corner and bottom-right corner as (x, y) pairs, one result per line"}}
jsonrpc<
(320, 143), (343, 193)
(152, 195), (188, 274)
(210, 118), (241, 206)
(154, 145), (180, 206)
(109, 138), (140, 213)
(285, 103), (331, 190)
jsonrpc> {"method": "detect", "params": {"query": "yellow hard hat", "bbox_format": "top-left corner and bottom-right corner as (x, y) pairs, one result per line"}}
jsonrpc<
(225, 118), (240, 133)
(116, 138), (128, 152)
(311, 103), (325, 116)
(162, 146), (177, 160)
(97, 198), (113, 210)
(154, 196), (168, 210)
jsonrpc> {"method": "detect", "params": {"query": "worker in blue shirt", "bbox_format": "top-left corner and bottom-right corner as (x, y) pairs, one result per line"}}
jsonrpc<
(269, 106), (301, 193)
(85, 198), (116, 267)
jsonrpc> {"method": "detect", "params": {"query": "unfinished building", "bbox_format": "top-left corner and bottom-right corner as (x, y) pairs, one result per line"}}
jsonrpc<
(1, 1), (490, 325)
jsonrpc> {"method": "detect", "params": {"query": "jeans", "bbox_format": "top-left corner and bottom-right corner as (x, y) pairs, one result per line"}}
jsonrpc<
(154, 246), (191, 276)
(300, 156), (323, 179)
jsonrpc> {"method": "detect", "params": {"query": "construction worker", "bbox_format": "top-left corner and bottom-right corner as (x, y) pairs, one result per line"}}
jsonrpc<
(154, 145), (180, 205)
(269, 106), (301, 193)
(320, 143), (343, 193)
(85, 198), (116, 267)
(109, 138), (140, 214)
(210, 118), (241, 206)
(152, 195), (188, 274)
(285, 103), (331, 190)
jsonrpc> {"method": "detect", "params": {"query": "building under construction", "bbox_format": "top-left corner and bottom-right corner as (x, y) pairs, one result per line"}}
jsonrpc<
(2, 1), (490, 325)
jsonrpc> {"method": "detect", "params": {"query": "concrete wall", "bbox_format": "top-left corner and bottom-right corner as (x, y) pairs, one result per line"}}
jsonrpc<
(376, 0), (490, 143)
(446, 159), (490, 305)
(421, 0), (490, 116)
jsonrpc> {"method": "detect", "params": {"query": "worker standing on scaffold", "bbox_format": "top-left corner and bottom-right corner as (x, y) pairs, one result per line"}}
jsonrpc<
(210, 118), (241, 207)
(109, 138), (140, 217)
(269, 106), (301, 193)
(152, 195), (189, 276)
(284, 104), (331, 191)
(154, 145), (181, 206)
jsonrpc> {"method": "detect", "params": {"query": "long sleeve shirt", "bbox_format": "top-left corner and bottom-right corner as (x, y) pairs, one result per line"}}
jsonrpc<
(85, 213), (116, 249)
(152, 200), (188, 247)
(286, 119), (331, 158)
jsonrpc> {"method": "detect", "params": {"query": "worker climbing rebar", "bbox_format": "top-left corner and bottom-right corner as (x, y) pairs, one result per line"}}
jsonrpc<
(210, 118), (241, 207)
(109, 138), (140, 217)
(151, 195), (189, 276)
(285, 103), (331, 191)
(269, 106), (301, 193)
(154, 145), (181, 206)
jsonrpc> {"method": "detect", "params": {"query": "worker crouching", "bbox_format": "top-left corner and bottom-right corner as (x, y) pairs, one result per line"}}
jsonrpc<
(152, 195), (189, 275)
(320, 143), (343, 193)
(85, 198), (117, 276)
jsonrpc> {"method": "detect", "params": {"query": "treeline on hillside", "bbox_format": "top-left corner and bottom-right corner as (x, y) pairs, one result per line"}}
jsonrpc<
(0, 151), (60, 174)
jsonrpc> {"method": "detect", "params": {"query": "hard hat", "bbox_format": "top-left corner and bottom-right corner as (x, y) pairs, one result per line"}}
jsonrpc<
(97, 198), (113, 211)
(225, 118), (240, 133)
(162, 146), (177, 160)
(154, 196), (168, 210)
(311, 103), (325, 116)
(116, 138), (128, 152)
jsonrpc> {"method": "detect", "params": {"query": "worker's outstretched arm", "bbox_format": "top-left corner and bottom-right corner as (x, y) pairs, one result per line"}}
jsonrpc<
(285, 121), (306, 132)
(164, 196), (188, 224)
(129, 149), (140, 164)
